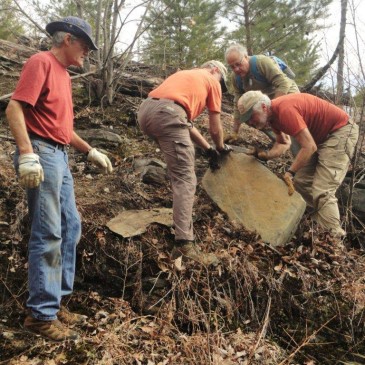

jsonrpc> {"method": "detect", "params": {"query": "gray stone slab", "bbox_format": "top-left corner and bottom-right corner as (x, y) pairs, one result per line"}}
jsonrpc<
(107, 208), (173, 237)
(202, 153), (306, 246)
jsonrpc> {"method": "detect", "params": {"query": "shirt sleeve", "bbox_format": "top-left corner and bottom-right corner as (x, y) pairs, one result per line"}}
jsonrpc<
(257, 56), (292, 96)
(12, 56), (48, 107)
(205, 78), (222, 113)
(275, 107), (307, 136)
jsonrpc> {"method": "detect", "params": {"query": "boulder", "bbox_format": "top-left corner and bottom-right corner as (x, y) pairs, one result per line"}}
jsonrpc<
(202, 153), (306, 246)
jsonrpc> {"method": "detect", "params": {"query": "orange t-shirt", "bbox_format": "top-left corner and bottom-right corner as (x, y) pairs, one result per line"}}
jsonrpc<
(149, 69), (222, 121)
(11, 51), (74, 145)
(271, 93), (349, 144)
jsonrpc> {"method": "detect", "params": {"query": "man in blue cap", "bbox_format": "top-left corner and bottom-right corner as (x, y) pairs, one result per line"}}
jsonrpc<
(6, 16), (112, 341)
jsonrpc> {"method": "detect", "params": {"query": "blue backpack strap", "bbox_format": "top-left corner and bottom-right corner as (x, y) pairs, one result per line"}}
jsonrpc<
(249, 55), (267, 83)
(235, 74), (244, 94)
(270, 55), (287, 71)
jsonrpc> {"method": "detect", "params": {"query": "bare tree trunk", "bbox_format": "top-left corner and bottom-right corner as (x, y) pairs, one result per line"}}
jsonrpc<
(101, 0), (112, 102)
(75, 0), (83, 17)
(344, 0), (365, 234)
(243, 0), (252, 55)
(336, 0), (347, 105)
(95, 0), (103, 70)
(104, 0), (156, 104)
(106, 0), (127, 104)
(74, 0), (91, 72)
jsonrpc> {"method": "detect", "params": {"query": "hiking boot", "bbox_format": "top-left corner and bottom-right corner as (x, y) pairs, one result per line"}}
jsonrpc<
(58, 306), (87, 326)
(171, 240), (219, 266)
(24, 315), (79, 341)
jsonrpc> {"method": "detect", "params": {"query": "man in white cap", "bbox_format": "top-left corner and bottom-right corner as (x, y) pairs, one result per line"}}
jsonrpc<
(6, 16), (112, 341)
(138, 61), (231, 265)
(237, 90), (359, 239)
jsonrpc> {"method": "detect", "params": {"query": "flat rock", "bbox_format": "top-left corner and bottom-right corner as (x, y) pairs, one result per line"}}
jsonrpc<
(107, 208), (173, 237)
(133, 158), (167, 173)
(141, 166), (167, 185)
(76, 129), (123, 146)
(202, 153), (306, 246)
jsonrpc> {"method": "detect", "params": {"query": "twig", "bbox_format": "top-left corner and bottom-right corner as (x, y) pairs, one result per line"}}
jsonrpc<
(278, 315), (337, 365)
(247, 295), (272, 364)
(0, 134), (14, 141)
(0, 93), (13, 101)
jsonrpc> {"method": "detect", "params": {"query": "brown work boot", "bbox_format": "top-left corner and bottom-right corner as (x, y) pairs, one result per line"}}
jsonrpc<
(58, 306), (87, 326)
(171, 240), (219, 266)
(24, 315), (79, 341)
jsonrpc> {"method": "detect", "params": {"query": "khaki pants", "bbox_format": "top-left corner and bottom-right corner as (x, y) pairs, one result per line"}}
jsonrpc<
(137, 98), (196, 241)
(294, 122), (359, 236)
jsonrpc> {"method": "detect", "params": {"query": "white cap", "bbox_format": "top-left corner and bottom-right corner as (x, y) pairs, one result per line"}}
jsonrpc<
(237, 90), (266, 122)
(201, 60), (228, 92)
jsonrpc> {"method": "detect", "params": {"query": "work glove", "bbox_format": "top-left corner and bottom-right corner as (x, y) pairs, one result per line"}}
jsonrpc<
(224, 132), (238, 144)
(246, 146), (269, 161)
(87, 148), (113, 174)
(218, 144), (233, 156)
(18, 153), (44, 189)
(205, 147), (220, 171)
(283, 171), (295, 196)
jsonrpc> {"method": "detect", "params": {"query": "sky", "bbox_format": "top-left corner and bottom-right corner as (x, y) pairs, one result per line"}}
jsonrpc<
(118, 0), (365, 91)
(314, 0), (365, 92)
(18, 0), (365, 93)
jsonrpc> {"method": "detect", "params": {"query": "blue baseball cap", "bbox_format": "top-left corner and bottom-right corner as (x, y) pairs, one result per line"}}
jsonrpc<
(46, 16), (98, 50)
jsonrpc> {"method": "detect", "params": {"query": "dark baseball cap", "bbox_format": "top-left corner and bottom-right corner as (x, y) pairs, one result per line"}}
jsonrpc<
(46, 16), (98, 50)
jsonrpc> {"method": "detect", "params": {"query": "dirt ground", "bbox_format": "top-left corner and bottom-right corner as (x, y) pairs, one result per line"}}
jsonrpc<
(1, 47), (365, 364)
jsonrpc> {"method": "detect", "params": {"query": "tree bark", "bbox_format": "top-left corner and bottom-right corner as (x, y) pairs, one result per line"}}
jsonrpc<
(244, 0), (252, 55)
(335, 0), (347, 105)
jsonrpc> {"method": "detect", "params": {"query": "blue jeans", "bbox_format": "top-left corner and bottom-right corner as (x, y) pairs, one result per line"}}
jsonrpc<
(15, 139), (81, 321)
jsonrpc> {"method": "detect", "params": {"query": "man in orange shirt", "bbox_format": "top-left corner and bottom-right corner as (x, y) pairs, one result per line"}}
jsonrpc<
(237, 90), (359, 238)
(138, 61), (231, 265)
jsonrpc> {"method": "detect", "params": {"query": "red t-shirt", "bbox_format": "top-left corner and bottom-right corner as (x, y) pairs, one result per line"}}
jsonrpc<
(149, 69), (222, 121)
(11, 51), (74, 144)
(271, 93), (349, 144)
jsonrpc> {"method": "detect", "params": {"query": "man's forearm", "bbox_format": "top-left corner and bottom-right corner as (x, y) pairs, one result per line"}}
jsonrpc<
(208, 112), (224, 150)
(189, 126), (210, 150)
(267, 141), (290, 159)
(289, 147), (314, 173)
(70, 131), (92, 154)
(6, 100), (33, 154)
(289, 128), (317, 173)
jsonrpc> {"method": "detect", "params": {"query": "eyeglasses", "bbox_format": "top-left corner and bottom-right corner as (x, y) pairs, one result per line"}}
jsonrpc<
(228, 56), (245, 70)
(70, 35), (90, 53)
(76, 38), (90, 53)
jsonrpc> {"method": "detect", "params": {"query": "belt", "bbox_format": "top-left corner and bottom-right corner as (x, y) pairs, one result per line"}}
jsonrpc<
(29, 133), (68, 151)
(151, 97), (188, 116)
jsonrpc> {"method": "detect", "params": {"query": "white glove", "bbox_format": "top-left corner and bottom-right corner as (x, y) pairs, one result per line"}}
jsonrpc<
(87, 148), (113, 174)
(18, 153), (44, 189)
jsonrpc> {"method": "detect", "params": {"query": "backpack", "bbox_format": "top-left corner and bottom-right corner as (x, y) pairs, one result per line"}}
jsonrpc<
(235, 55), (295, 94)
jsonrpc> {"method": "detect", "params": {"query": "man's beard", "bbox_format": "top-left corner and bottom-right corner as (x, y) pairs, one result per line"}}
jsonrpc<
(256, 109), (268, 130)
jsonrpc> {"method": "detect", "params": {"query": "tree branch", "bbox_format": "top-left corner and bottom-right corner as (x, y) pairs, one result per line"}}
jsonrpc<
(301, 34), (345, 92)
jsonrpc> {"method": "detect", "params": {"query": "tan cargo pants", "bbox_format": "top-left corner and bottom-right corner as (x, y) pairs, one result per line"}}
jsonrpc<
(137, 98), (196, 241)
(294, 122), (359, 237)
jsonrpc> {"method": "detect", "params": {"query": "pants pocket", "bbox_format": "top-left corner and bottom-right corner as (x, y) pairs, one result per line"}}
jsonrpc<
(174, 140), (195, 166)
